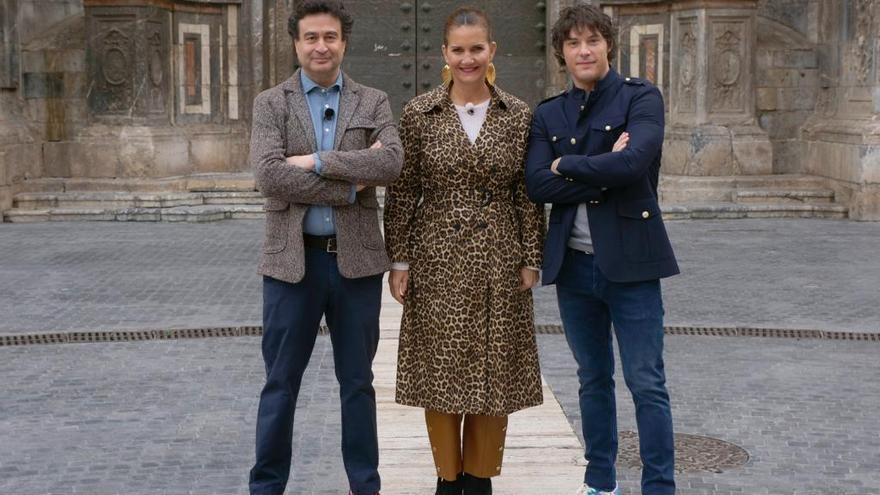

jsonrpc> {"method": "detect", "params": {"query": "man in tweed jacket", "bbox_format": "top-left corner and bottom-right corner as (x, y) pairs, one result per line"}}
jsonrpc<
(247, 2), (402, 495)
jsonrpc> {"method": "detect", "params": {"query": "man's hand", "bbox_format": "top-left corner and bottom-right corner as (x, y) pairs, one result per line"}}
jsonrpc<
(286, 154), (316, 171)
(551, 132), (629, 175)
(613, 132), (629, 152)
(389, 269), (409, 304)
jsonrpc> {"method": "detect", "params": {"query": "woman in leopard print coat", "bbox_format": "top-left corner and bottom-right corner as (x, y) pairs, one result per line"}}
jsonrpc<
(383, 7), (545, 493)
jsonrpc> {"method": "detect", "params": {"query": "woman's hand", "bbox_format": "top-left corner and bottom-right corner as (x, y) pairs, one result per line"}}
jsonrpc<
(613, 132), (629, 152)
(389, 269), (409, 304)
(518, 267), (540, 291)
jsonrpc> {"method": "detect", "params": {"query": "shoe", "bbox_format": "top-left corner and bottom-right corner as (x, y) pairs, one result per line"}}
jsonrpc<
(575, 483), (620, 495)
(462, 473), (491, 495)
(348, 491), (380, 495)
(436, 475), (463, 495)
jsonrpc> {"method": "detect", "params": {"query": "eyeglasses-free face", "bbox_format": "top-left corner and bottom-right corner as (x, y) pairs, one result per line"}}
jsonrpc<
(562, 26), (611, 92)
(294, 13), (347, 87)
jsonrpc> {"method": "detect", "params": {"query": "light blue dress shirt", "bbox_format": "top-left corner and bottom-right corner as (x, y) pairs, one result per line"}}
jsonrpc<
(300, 71), (355, 236)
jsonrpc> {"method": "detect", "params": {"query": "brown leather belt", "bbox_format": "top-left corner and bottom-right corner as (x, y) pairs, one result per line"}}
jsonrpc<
(303, 234), (337, 253)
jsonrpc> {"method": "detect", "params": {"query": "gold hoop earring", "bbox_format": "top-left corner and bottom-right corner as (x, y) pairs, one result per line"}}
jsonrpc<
(441, 64), (452, 85)
(486, 63), (496, 85)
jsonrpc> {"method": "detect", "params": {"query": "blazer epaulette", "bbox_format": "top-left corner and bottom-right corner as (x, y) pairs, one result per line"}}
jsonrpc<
(536, 90), (566, 108)
(622, 76), (647, 86)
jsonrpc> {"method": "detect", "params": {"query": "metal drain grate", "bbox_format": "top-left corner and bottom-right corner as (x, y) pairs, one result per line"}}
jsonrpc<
(617, 431), (750, 474)
(537, 324), (880, 341)
(1, 324), (876, 347)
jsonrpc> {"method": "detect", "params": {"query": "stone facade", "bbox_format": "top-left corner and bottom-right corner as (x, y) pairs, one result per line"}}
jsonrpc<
(588, 0), (880, 219)
(0, 0), (878, 219)
(0, 0), (258, 213)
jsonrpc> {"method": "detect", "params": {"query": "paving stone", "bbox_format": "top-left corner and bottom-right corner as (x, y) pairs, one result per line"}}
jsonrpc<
(0, 218), (878, 494)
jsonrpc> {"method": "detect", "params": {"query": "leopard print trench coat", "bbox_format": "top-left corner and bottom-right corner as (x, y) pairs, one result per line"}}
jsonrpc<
(384, 84), (545, 416)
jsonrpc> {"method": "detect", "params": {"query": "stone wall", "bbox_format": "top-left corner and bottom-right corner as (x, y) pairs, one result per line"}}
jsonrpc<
(754, 14), (820, 174)
(0, 0), (40, 211)
(801, 0), (880, 220)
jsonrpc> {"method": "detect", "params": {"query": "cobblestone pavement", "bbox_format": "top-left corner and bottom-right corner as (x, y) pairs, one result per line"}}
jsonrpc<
(2, 335), (878, 494)
(1, 218), (878, 336)
(1, 218), (879, 494)
(533, 218), (880, 333)
(537, 334), (880, 495)
(0, 337), (347, 495)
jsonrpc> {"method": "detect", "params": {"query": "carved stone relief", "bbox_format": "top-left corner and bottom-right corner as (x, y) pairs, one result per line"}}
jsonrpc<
(709, 22), (746, 113)
(91, 20), (136, 115)
(87, 7), (171, 122)
(677, 20), (697, 114)
(146, 23), (166, 115)
(854, 0), (874, 85)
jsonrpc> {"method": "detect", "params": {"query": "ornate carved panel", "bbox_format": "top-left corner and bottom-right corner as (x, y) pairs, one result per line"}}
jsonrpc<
(87, 7), (172, 123)
(708, 21), (746, 113)
(0, 0), (19, 89)
(677, 19), (697, 114)
(90, 17), (136, 115)
(145, 20), (168, 116)
(853, 0), (874, 85)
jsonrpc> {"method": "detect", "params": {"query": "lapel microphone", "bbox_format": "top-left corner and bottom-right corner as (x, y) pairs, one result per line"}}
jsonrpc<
(324, 107), (335, 121)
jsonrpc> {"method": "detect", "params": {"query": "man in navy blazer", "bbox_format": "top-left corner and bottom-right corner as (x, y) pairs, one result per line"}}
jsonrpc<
(525, 5), (678, 495)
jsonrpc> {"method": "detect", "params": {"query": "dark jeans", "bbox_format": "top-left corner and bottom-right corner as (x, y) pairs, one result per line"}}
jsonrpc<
(555, 249), (675, 495)
(249, 247), (383, 495)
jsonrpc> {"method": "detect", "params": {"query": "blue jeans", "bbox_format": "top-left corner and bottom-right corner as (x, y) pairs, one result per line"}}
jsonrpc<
(556, 249), (675, 495)
(249, 247), (383, 495)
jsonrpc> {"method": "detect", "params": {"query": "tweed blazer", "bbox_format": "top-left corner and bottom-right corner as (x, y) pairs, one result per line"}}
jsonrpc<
(250, 69), (403, 283)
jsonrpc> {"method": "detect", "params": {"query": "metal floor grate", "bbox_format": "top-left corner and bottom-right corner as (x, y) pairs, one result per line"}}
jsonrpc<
(537, 324), (879, 341)
(1, 324), (876, 347)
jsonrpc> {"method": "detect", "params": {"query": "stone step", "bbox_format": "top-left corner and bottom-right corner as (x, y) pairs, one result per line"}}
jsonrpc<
(659, 174), (830, 203)
(2, 204), (264, 223)
(662, 202), (848, 220)
(734, 188), (835, 204)
(13, 191), (264, 210)
(15, 173), (256, 194)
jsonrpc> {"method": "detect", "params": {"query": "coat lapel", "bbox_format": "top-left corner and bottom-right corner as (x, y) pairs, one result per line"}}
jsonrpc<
(334, 74), (361, 149)
(282, 70), (317, 152)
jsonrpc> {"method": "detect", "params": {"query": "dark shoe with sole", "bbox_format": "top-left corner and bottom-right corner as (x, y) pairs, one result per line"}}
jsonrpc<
(435, 475), (463, 495)
(462, 473), (491, 495)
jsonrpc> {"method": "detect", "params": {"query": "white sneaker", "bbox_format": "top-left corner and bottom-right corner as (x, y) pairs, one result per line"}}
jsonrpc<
(575, 483), (621, 495)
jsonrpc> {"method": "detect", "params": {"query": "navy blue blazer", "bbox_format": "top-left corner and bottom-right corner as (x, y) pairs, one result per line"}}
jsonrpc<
(525, 69), (679, 284)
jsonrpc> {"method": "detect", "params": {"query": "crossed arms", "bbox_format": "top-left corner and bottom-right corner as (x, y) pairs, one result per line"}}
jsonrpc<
(524, 86), (664, 204)
(250, 92), (403, 205)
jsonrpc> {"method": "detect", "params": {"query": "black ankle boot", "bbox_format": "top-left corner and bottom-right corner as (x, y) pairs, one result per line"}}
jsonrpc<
(435, 475), (463, 495)
(462, 473), (491, 495)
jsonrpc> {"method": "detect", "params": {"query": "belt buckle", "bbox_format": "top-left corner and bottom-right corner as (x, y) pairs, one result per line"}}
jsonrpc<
(326, 237), (338, 253)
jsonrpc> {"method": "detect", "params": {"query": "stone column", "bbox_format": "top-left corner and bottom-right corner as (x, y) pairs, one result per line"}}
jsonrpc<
(664, 0), (772, 176)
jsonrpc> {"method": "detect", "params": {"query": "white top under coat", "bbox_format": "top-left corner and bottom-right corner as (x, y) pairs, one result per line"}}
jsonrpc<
(453, 99), (490, 144)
